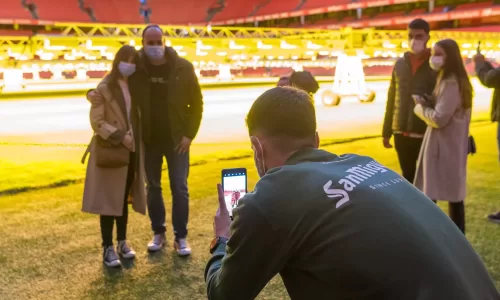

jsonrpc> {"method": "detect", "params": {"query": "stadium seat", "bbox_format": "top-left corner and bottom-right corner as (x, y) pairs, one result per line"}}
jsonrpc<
(257, 0), (302, 16)
(212, 0), (262, 22)
(148, 0), (214, 24)
(1, 0), (32, 19)
(456, 1), (492, 10)
(85, 0), (143, 23)
(35, 0), (90, 22)
(301, 0), (351, 10)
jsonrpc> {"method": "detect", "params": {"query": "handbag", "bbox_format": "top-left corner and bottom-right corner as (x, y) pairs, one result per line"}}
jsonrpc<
(94, 135), (130, 168)
(468, 136), (477, 155)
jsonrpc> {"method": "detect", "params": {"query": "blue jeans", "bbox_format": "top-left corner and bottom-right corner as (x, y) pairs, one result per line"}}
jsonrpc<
(145, 144), (189, 239)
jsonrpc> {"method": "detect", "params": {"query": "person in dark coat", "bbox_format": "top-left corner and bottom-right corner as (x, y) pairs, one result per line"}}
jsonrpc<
(474, 52), (500, 223)
(382, 19), (437, 182)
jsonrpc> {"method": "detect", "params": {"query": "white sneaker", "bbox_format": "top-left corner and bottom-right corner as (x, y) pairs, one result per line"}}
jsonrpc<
(174, 238), (192, 257)
(103, 246), (121, 268)
(147, 234), (166, 252)
(117, 240), (136, 259)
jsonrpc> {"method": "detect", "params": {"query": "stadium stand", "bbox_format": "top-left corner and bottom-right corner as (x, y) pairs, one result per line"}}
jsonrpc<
(1, 1), (32, 19)
(211, 0), (262, 22)
(148, 0), (215, 24)
(256, 0), (302, 16)
(301, 0), (351, 10)
(34, 0), (89, 22)
(85, 0), (143, 23)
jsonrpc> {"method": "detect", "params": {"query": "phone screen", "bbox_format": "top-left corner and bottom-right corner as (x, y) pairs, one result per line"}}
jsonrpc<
(222, 168), (247, 217)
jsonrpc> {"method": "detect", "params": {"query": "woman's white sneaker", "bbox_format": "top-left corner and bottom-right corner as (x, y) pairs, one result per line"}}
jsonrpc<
(117, 240), (136, 259)
(103, 246), (121, 268)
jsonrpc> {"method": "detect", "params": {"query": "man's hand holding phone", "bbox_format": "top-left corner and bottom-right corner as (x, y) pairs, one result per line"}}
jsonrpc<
(214, 184), (231, 239)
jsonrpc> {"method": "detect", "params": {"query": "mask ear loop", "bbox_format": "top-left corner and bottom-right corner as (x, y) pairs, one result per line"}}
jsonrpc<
(252, 136), (267, 174)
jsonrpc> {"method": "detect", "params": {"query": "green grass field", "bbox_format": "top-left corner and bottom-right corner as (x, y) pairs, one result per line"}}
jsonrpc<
(1, 122), (500, 299)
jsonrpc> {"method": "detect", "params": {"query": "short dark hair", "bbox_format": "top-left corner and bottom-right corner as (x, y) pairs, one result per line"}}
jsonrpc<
(408, 18), (430, 33)
(142, 24), (163, 38)
(246, 87), (316, 143)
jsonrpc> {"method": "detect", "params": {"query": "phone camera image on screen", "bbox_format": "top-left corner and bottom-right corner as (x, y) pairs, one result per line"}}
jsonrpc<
(222, 170), (247, 216)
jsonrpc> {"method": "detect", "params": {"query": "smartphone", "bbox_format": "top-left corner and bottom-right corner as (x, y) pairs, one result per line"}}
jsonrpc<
(221, 168), (247, 218)
(477, 41), (481, 54)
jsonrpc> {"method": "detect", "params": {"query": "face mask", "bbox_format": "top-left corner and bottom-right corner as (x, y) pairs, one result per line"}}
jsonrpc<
(145, 46), (165, 60)
(252, 137), (267, 178)
(118, 62), (136, 77)
(430, 56), (444, 71)
(410, 39), (425, 54)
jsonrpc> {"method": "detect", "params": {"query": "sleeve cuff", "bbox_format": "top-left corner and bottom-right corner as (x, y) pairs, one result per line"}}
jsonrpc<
(204, 242), (226, 281)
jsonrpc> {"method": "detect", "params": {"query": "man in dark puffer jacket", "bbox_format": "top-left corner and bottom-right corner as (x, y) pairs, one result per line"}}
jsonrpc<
(382, 18), (437, 183)
(474, 52), (500, 223)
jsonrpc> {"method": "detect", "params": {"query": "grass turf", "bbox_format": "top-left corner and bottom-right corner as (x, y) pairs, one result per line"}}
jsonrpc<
(0, 123), (499, 299)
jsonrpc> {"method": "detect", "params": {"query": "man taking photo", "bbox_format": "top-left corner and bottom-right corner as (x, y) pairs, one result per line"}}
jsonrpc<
(474, 51), (500, 223)
(88, 25), (203, 256)
(382, 18), (436, 182)
(205, 87), (499, 299)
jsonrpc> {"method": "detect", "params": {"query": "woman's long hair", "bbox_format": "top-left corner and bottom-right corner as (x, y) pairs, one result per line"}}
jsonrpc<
(107, 45), (138, 93)
(435, 39), (473, 109)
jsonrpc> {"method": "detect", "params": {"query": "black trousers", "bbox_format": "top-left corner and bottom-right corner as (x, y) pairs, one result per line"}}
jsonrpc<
(394, 134), (423, 183)
(432, 200), (465, 234)
(100, 152), (135, 247)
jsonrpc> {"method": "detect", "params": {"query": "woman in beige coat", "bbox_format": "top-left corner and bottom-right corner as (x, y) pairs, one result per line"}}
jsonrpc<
(413, 39), (473, 234)
(82, 45), (147, 267)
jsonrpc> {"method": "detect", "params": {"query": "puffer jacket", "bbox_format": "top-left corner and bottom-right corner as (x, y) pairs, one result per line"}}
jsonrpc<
(475, 61), (500, 122)
(383, 52), (437, 138)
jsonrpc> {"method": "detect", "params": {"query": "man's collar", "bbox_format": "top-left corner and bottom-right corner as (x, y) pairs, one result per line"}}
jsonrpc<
(284, 147), (327, 165)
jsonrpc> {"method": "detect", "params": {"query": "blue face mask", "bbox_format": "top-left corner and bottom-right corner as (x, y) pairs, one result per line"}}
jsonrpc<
(118, 62), (136, 77)
(145, 46), (165, 60)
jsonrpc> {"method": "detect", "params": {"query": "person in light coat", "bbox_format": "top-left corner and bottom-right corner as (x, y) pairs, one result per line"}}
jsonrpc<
(413, 39), (473, 234)
(82, 45), (147, 268)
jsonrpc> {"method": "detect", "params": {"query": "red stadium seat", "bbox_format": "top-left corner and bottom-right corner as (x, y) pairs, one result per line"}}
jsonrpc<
(212, 0), (262, 22)
(35, 0), (90, 22)
(85, 0), (143, 23)
(257, 0), (301, 16)
(0, 0), (32, 19)
(148, 0), (214, 24)
(456, 1), (492, 10)
(301, 0), (350, 10)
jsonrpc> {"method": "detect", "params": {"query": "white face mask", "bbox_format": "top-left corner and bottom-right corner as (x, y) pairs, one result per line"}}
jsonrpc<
(410, 39), (425, 54)
(118, 62), (136, 77)
(252, 137), (267, 178)
(144, 45), (165, 60)
(430, 56), (444, 71)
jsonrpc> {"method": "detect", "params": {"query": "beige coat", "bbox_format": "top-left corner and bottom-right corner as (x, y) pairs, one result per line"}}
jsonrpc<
(82, 77), (147, 216)
(413, 76), (471, 202)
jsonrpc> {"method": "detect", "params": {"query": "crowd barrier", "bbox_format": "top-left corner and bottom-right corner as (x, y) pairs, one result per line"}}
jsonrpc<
(0, 76), (391, 99)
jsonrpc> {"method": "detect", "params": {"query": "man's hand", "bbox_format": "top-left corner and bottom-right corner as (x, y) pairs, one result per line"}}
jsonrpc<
(383, 137), (393, 149)
(87, 90), (104, 104)
(214, 184), (231, 239)
(176, 136), (192, 154)
(412, 95), (426, 106)
(473, 53), (485, 65)
(122, 133), (134, 151)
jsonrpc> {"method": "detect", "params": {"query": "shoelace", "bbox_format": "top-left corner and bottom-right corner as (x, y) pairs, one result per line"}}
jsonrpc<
(153, 235), (163, 245)
(178, 239), (188, 249)
(106, 246), (119, 261)
(119, 241), (131, 253)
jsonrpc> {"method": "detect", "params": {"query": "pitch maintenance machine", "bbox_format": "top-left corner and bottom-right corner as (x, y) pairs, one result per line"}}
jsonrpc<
(322, 54), (376, 106)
